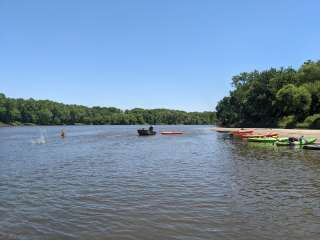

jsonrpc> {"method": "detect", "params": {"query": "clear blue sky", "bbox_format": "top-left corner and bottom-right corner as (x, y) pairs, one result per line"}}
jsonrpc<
(1, 0), (320, 111)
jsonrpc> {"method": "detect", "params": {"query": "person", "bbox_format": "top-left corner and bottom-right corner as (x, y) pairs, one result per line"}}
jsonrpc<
(289, 137), (298, 142)
(61, 129), (65, 138)
(299, 136), (305, 145)
(149, 126), (154, 132)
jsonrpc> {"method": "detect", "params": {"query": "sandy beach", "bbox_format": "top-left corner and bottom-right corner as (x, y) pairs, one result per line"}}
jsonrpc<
(212, 127), (320, 143)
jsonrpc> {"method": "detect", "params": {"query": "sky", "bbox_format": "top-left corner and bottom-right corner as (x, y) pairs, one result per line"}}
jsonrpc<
(1, 0), (320, 111)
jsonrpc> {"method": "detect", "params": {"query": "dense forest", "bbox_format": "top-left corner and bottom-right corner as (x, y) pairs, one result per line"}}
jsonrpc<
(0, 93), (216, 126)
(216, 60), (320, 129)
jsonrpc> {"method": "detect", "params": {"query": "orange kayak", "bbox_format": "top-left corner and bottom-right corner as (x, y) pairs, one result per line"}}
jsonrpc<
(160, 131), (184, 135)
(231, 130), (254, 137)
(241, 133), (278, 138)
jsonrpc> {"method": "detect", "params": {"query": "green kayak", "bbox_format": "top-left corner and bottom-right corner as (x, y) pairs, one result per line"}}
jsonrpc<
(276, 137), (317, 146)
(248, 137), (288, 143)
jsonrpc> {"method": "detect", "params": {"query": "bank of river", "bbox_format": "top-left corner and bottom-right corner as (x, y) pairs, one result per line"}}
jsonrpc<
(213, 127), (320, 143)
(1, 125), (320, 239)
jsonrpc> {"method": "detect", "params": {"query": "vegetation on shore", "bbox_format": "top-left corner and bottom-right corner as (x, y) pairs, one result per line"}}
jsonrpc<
(0, 93), (216, 126)
(216, 60), (320, 129)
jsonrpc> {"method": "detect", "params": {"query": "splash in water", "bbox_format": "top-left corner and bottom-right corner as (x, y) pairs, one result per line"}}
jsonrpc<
(32, 128), (47, 144)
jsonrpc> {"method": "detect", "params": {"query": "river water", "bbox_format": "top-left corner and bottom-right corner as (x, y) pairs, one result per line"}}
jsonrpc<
(0, 125), (320, 240)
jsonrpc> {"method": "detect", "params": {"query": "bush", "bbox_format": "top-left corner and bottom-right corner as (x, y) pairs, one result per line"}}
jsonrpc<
(0, 122), (8, 127)
(24, 123), (36, 126)
(296, 114), (320, 129)
(277, 115), (296, 128)
(296, 122), (309, 129)
(10, 121), (22, 126)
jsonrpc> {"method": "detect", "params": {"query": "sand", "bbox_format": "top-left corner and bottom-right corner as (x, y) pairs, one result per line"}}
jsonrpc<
(212, 127), (320, 143)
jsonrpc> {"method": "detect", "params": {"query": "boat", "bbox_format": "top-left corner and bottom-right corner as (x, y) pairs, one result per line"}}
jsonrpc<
(231, 129), (254, 137)
(241, 133), (278, 138)
(248, 137), (288, 143)
(276, 137), (317, 146)
(160, 131), (184, 135)
(216, 130), (231, 133)
(137, 128), (156, 136)
(303, 144), (320, 150)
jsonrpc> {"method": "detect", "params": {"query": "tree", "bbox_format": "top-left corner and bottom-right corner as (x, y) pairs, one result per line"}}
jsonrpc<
(275, 84), (311, 120)
(297, 60), (320, 84)
(216, 61), (319, 128)
(37, 109), (53, 125)
(216, 97), (239, 126)
(303, 81), (320, 115)
(0, 93), (216, 125)
(0, 93), (6, 122)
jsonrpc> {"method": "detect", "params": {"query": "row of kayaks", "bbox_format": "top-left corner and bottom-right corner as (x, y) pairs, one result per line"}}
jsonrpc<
(231, 129), (277, 138)
(229, 129), (318, 147)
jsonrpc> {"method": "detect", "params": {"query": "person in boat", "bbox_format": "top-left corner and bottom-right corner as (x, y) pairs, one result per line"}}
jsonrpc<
(61, 129), (65, 138)
(137, 126), (156, 136)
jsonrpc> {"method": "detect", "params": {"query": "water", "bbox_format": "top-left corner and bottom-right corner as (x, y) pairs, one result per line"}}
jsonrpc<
(0, 125), (320, 240)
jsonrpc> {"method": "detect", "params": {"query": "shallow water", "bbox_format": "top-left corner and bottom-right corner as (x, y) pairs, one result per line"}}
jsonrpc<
(0, 125), (320, 240)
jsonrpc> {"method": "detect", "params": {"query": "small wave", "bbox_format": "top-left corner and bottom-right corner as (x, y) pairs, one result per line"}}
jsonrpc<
(31, 128), (47, 144)
(31, 135), (47, 144)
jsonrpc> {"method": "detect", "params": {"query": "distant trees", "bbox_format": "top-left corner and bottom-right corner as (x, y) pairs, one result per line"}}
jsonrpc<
(0, 93), (216, 125)
(216, 60), (320, 128)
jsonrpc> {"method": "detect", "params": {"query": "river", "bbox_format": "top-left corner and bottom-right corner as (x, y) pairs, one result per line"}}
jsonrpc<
(0, 125), (319, 240)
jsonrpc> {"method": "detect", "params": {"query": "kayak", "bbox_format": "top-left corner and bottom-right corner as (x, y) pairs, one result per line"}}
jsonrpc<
(160, 131), (184, 135)
(276, 137), (317, 146)
(248, 137), (276, 143)
(248, 137), (288, 143)
(303, 144), (320, 150)
(241, 133), (278, 138)
(231, 129), (254, 137)
(216, 130), (231, 133)
(232, 129), (254, 134)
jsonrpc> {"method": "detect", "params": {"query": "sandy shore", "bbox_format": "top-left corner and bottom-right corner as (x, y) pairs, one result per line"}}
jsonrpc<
(212, 127), (320, 143)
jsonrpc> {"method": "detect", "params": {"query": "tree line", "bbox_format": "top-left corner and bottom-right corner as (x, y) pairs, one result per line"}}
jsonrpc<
(216, 60), (320, 129)
(0, 93), (216, 126)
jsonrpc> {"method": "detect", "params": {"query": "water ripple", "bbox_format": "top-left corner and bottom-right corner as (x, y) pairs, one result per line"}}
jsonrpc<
(0, 125), (320, 239)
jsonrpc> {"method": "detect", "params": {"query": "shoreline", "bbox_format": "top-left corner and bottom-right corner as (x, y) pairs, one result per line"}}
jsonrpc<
(0, 123), (214, 128)
(212, 127), (320, 143)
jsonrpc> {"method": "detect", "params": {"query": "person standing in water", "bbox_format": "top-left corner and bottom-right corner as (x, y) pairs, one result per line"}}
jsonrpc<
(61, 129), (65, 138)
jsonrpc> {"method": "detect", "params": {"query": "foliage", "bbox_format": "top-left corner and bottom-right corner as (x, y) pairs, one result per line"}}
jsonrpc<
(216, 60), (320, 128)
(275, 84), (311, 120)
(296, 114), (320, 129)
(0, 93), (216, 125)
(302, 81), (320, 115)
(277, 115), (296, 129)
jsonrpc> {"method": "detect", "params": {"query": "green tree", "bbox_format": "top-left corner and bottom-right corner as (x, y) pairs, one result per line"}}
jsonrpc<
(0, 92), (216, 125)
(303, 81), (320, 115)
(37, 109), (53, 125)
(216, 61), (320, 128)
(275, 84), (311, 120)
(297, 60), (320, 84)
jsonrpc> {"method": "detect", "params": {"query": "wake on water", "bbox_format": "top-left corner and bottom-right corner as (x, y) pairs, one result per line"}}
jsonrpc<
(32, 128), (47, 144)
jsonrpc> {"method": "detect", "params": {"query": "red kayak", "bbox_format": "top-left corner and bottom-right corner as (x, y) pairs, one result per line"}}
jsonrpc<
(231, 129), (254, 137)
(160, 131), (184, 135)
